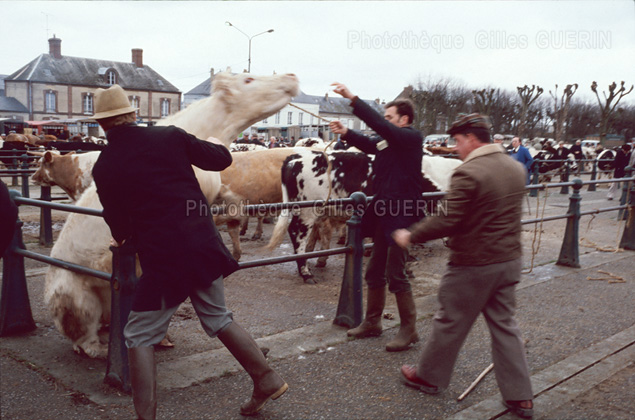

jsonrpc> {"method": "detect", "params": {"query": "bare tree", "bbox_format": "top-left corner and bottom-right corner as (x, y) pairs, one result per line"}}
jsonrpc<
(566, 100), (597, 140)
(549, 83), (578, 142)
(472, 87), (517, 134)
(516, 85), (544, 138)
(591, 81), (633, 142)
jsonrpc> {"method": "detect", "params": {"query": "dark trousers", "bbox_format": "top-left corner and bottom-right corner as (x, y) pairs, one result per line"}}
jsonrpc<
(365, 226), (410, 293)
(416, 258), (533, 401)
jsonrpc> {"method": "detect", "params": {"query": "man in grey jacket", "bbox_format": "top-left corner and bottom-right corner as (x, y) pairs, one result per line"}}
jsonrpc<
(393, 114), (534, 419)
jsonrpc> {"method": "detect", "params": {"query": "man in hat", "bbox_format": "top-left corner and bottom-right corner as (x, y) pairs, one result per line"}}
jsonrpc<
(392, 114), (534, 419)
(329, 82), (425, 352)
(91, 85), (287, 419)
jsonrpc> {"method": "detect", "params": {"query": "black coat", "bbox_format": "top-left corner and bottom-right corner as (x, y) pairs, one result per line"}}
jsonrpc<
(342, 99), (425, 240)
(92, 124), (239, 312)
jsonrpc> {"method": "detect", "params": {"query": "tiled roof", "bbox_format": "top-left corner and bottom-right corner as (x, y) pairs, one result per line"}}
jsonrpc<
(7, 54), (179, 93)
(0, 96), (28, 113)
(292, 91), (384, 114)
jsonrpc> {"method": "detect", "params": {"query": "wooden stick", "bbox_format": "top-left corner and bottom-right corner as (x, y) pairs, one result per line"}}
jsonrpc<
(289, 103), (333, 123)
(457, 363), (494, 401)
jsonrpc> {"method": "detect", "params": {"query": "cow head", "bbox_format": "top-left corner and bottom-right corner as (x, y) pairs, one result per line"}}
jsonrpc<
(160, 71), (299, 146)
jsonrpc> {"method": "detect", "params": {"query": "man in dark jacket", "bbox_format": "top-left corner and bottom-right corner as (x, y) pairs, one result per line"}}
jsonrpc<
(91, 85), (287, 419)
(607, 144), (632, 200)
(329, 83), (425, 352)
(393, 114), (534, 419)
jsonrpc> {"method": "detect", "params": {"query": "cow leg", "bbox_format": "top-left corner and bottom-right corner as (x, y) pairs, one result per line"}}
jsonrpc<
(239, 217), (249, 236)
(315, 218), (333, 268)
(227, 219), (242, 261)
(288, 210), (316, 284)
(251, 216), (264, 240)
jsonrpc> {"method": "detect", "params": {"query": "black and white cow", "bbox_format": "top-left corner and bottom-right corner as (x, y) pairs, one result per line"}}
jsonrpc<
(267, 149), (460, 283)
(532, 149), (578, 181)
(596, 148), (616, 172)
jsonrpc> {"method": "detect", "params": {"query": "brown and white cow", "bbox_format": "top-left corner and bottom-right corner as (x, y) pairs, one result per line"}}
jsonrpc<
(267, 150), (461, 283)
(45, 71), (299, 358)
(30, 151), (101, 201)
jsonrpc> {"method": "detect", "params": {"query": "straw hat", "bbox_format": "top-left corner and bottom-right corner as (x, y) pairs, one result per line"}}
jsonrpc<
(93, 85), (137, 120)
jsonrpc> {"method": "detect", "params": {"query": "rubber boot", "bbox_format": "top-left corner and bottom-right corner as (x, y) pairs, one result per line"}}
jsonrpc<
(347, 287), (386, 338)
(386, 291), (419, 352)
(218, 321), (288, 416)
(128, 347), (157, 420)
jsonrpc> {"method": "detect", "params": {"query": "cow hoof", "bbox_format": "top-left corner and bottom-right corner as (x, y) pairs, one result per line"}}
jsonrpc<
(75, 342), (108, 359)
(315, 259), (327, 268)
(304, 277), (316, 284)
(232, 253), (242, 261)
(251, 233), (262, 240)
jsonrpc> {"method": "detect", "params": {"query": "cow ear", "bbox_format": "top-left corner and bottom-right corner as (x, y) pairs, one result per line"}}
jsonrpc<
(44, 151), (54, 163)
(212, 72), (235, 100)
(67, 151), (76, 156)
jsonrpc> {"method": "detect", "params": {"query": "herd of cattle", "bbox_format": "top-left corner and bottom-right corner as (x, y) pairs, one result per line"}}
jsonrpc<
(0, 71), (625, 359)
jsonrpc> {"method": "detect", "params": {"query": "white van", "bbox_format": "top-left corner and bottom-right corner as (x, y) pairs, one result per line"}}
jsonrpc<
(581, 140), (599, 149)
(424, 134), (452, 146)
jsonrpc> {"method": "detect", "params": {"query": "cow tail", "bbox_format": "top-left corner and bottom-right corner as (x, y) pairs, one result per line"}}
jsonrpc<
(265, 185), (291, 251)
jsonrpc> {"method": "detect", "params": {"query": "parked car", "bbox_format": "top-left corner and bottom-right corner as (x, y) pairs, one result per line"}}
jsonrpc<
(423, 134), (452, 146)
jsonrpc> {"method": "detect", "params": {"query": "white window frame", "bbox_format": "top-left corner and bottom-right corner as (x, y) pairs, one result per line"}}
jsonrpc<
(275, 112), (280, 124)
(130, 96), (140, 119)
(83, 94), (93, 114)
(287, 112), (293, 125)
(45, 91), (56, 112)
(299, 112), (303, 125)
(107, 70), (117, 85)
(161, 99), (170, 118)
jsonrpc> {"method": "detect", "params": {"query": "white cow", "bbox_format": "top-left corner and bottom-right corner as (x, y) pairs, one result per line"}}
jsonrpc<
(45, 71), (299, 358)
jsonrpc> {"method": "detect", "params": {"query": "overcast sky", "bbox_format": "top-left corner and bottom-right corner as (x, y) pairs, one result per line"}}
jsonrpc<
(3, 1), (634, 105)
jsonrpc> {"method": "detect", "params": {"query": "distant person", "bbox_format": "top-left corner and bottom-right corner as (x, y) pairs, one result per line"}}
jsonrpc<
(268, 136), (281, 148)
(510, 137), (534, 184)
(250, 134), (265, 147)
(1, 181), (18, 259)
(393, 113), (534, 420)
(569, 140), (584, 174)
(333, 137), (349, 150)
(607, 144), (631, 200)
(493, 134), (504, 147)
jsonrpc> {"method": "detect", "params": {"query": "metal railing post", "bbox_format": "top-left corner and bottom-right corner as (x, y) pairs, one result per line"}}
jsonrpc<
(334, 192), (366, 328)
(557, 178), (582, 268)
(530, 160), (539, 198)
(618, 168), (632, 221)
(20, 154), (30, 198)
(619, 169), (635, 250)
(39, 185), (53, 246)
(560, 160), (570, 195)
(11, 157), (19, 186)
(0, 191), (37, 336)
(588, 158), (597, 191)
(104, 241), (138, 393)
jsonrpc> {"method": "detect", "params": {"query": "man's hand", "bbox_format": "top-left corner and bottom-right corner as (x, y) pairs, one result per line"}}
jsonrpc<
(329, 120), (348, 136)
(207, 136), (224, 146)
(110, 238), (125, 247)
(331, 83), (354, 100)
(391, 229), (412, 249)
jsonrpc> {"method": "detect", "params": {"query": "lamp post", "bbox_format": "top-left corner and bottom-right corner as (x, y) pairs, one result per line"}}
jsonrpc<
(226, 21), (274, 73)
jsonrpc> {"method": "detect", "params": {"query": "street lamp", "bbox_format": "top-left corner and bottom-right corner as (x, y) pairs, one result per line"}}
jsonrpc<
(226, 21), (274, 73)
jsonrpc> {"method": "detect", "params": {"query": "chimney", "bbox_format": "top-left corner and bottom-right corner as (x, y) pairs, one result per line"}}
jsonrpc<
(132, 48), (143, 68)
(48, 35), (62, 59)
(325, 92), (328, 100)
(210, 67), (215, 79)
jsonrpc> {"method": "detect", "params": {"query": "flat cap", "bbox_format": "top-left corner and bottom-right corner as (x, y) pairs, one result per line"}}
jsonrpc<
(447, 113), (492, 136)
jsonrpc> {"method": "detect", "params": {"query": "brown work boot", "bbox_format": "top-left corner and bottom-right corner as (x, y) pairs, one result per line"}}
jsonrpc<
(128, 347), (157, 420)
(386, 290), (419, 352)
(347, 287), (386, 338)
(218, 321), (288, 416)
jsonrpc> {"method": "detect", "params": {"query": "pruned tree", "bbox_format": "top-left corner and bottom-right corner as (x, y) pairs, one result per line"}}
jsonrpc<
(472, 88), (496, 116)
(472, 87), (517, 135)
(549, 83), (578, 142)
(566, 100), (597, 140)
(516, 85), (544, 138)
(591, 81), (633, 142)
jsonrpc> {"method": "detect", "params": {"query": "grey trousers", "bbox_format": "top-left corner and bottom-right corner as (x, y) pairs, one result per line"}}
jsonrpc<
(124, 277), (233, 348)
(416, 258), (533, 401)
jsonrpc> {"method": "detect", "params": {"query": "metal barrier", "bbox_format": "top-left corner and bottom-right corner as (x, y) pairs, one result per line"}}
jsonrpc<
(1, 175), (633, 393)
